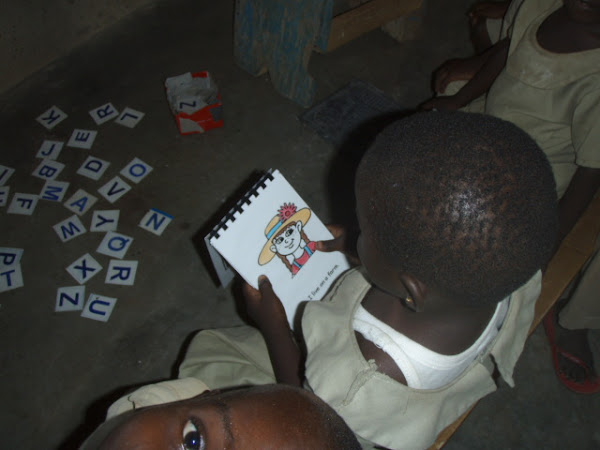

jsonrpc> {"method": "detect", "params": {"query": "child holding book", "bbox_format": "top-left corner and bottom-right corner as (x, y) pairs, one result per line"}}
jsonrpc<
(82, 111), (556, 449)
(422, 0), (600, 394)
(180, 111), (558, 449)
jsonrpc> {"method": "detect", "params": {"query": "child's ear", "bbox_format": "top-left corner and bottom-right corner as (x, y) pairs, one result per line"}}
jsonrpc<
(270, 244), (278, 253)
(399, 274), (427, 312)
(296, 222), (303, 232)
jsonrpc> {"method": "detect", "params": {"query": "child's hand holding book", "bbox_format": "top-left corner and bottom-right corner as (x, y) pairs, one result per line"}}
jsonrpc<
(206, 170), (351, 327)
(316, 224), (361, 265)
(242, 276), (303, 386)
(243, 275), (288, 334)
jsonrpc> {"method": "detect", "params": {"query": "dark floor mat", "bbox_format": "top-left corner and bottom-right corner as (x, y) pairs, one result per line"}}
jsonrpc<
(299, 80), (408, 148)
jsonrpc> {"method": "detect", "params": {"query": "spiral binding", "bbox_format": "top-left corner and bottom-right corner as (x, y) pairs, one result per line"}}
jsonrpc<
(209, 170), (275, 240)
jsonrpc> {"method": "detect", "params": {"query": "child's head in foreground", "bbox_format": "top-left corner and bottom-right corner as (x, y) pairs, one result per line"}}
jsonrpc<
(81, 384), (361, 449)
(355, 111), (558, 307)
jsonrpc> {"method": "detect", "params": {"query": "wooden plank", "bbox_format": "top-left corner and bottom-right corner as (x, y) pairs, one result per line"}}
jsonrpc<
(530, 250), (584, 333)
(326, 0), (423, 52)
(530, 192), (600, 333)
(427, 407), (474, 450)
(562, 192), (600, 254)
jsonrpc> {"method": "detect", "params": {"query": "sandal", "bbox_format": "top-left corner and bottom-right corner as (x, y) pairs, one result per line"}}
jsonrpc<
(543, 308), (600, 394)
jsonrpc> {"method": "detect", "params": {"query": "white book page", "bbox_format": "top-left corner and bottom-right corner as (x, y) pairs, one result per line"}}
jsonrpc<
(209, 170), (350, 324)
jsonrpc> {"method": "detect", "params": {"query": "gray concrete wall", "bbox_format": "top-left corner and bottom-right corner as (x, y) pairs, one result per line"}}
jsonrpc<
(1, 0), (158, 94)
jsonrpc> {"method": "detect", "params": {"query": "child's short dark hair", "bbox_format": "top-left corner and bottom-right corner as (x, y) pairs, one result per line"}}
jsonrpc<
(357, 111), (558, 306)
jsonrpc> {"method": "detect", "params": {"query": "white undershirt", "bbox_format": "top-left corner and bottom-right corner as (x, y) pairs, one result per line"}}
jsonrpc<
(353, 298), (509, 389)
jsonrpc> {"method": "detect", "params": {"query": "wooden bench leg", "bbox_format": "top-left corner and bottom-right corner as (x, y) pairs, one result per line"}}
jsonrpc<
(234, 0), (425, 106)
(234, 0), (332, 107)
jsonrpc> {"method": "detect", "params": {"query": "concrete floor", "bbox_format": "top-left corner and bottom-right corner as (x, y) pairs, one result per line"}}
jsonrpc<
(0, 0), (598, 449)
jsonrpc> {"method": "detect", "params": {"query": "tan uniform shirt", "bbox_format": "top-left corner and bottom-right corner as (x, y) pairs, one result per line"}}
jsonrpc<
(105, 267), (541, 449)
(303, 268), (541, 450)
(485, 0), (600, 198)
(105, 377), (210, 419)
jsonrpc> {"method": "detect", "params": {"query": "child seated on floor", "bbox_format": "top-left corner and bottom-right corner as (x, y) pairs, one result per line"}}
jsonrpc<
(179, 111), (558, 449)
(81, 383), (361, 449)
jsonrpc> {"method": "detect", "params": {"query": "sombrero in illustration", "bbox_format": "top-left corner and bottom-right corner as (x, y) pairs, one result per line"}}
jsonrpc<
(258, 203), (317, 275)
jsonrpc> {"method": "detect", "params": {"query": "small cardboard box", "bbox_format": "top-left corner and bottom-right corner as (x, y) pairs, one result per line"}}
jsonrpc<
(165, 71), (224, 135)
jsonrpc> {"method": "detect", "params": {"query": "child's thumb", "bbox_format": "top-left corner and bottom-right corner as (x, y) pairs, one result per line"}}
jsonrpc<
(316, 237), (340, 253)
(258, 275), (275, 297)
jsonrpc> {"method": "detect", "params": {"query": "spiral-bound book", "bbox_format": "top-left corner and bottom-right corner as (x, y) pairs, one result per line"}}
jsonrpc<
(206, 169), (351, 325)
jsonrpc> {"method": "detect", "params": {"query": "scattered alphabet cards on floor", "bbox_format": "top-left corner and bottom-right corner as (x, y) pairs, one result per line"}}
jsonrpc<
(0, 102), (177, 324)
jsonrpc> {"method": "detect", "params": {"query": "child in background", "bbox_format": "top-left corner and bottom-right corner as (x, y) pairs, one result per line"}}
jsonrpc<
(432, 0), (523, 97)
(183, 111), (557, 449)
(423, 0), (600, 393)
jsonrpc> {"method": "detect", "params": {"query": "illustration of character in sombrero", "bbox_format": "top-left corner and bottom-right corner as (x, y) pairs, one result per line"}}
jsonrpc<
(258, 203), (317, 275)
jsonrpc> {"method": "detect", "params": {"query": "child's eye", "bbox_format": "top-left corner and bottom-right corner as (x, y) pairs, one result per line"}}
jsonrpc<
(285, 228), (293, 236)
(274, 237), (283, 244)
(183, 419), (205, 450)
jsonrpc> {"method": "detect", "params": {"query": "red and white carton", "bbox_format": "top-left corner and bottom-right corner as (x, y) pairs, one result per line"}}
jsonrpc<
(165, 71), (224, 135)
